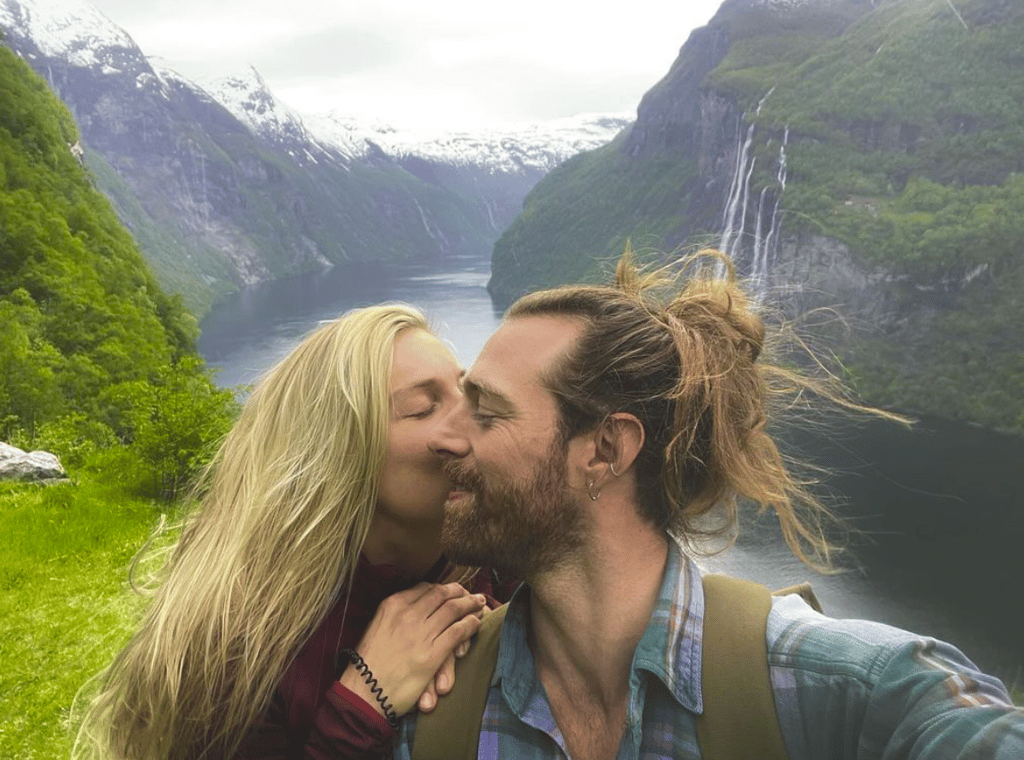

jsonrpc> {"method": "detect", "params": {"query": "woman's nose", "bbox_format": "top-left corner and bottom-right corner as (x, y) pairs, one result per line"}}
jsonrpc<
(428, 404), (471, 459)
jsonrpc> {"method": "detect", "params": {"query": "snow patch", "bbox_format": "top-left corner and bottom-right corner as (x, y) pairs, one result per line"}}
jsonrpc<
(305, 111), (632, 174)
(188, 66), (323, 153)
(0, 0), (139, 67)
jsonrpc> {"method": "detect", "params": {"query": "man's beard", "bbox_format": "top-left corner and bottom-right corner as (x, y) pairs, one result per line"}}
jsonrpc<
(440, 437), (587, 580)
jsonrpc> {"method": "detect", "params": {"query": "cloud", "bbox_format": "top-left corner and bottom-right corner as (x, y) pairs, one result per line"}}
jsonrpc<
(246, 24), (424, 79)
(276, 55), (642, 128)
(421, 58), (647, 122)
(89, 0), (724, 128)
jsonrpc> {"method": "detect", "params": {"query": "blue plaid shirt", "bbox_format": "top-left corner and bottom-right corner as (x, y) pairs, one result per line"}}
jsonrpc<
(396, 541), (1024, 759)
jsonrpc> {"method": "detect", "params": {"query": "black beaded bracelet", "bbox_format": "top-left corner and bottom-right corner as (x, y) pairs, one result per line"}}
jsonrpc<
(340, 648), (400, 728)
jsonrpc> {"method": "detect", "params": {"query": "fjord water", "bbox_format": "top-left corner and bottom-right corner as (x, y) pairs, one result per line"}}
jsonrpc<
(198, 257), (503, 388)
(199, 257), (1024, 686)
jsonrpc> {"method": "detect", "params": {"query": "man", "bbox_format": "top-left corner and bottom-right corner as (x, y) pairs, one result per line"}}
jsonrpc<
(398, 253), (1024, 759)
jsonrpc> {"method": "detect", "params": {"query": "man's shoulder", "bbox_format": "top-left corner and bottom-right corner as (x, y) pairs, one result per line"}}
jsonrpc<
(764, 592), (1018, 706)
(765, 592), (937, 682)
(765, 594), (1024, 760)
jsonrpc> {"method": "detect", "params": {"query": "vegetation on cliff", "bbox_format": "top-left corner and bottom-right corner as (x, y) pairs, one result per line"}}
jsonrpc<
(717, 0), (1024, 434)
(489, 0), (1024, 434)
(490, 132), (701, 300)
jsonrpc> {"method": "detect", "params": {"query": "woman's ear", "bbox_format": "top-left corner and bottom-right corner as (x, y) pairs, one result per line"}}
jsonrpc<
(592, 412), (644, 476)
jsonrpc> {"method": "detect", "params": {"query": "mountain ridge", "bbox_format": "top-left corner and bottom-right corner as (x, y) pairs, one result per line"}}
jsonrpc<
(0, 0), (630, 315)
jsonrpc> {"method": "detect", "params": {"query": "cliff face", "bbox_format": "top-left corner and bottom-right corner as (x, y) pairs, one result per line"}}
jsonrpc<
(492, 0), (879, 301)
(490, 0), (1024, 433)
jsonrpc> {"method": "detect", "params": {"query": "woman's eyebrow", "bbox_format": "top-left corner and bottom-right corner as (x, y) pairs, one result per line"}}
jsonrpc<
(394, 369), (465, 397)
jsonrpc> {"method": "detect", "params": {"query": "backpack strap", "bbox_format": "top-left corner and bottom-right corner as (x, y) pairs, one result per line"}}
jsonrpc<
(773, 581), (823, 613)
(411, 603), (508, 760)
(412, 576), (814, 760)
(697, 574), (790, 760)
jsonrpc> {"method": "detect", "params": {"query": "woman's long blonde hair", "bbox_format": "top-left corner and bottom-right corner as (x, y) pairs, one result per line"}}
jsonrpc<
(75, 304), (429, 760)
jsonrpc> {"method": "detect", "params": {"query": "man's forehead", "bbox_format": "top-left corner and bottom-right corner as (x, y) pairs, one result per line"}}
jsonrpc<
(467, 315), (582, 397)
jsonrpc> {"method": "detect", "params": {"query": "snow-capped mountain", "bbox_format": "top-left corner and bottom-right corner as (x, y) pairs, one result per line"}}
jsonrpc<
(188, 66), (326, 155)
(0, 0), (631, 169)
(0, 0), (630, 314)
(0, 0), (134, 70)
(192, 65), (631, 174)
(305, 111), (632, 174)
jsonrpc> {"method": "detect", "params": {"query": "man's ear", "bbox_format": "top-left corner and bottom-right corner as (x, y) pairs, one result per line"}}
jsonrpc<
(592, 412), (644, 476)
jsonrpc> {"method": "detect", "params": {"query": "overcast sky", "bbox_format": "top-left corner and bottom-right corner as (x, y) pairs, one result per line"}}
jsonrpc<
(87, 0), (723, 129)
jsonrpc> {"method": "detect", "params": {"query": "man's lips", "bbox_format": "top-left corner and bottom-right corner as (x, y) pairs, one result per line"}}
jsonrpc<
(445, 487), (473, 503)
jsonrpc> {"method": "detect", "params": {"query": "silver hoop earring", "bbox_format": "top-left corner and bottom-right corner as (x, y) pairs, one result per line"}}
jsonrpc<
(609, 462), (620, 477)
(587, 478), (601, 501)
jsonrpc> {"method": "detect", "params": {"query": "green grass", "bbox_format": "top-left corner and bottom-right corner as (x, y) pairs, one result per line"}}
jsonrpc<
(0, 476), (169, 758)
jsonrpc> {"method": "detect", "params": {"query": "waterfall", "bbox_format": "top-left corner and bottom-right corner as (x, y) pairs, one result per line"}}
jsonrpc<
(715, 90), (788, 298)
(751, 187), (770, 291)
(717, 118), (756, 259)
(484, 198), (499, 232)
(717, 90), (775, 264)
(186, 142), (210, 222)
(761, 127), (789, 272)
(198, 151), (209, 222)
(735, 148), (757, 257)
(750, 127), (788, 298)
(412, 197), (448, 251)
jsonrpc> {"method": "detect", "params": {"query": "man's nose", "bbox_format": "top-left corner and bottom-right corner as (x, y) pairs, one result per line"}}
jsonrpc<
(429, 403), (471, 459)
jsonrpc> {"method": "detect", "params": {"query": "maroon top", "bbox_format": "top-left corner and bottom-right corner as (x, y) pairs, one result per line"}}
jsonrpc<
(235, 555), (516, 759)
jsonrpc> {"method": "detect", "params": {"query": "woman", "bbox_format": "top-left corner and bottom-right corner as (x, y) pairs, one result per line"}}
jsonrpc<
(75, 304), (516, 760)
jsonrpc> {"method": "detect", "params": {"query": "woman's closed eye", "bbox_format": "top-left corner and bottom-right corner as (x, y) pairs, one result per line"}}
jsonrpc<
(405, 403), (439, 419)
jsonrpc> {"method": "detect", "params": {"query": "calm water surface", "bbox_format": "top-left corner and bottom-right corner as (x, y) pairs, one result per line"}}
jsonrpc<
(199, 257), (1024, 686)
(198, 257), (502, 388)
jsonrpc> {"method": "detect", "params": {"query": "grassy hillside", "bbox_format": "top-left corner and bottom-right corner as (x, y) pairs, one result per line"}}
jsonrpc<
(0, 477), (169, 757)
(0, 39), (237, 488)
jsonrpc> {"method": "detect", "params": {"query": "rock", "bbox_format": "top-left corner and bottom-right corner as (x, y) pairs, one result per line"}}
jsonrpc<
(0, 442), (68, 482)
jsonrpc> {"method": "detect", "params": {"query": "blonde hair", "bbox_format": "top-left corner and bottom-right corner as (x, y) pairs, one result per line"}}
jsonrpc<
(75, 304), (429, 759)
(508, 246), (906, 569)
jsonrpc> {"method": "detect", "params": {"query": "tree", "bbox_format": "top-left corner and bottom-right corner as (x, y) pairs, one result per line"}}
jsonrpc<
(111, 357), (238, 501)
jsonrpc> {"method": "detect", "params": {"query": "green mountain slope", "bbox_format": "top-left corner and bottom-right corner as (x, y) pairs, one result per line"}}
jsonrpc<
(81, 145), (241, 312)
(1, 45), (190, 393)
(492, 131), (701, 291)
(0, 42), (234, 493)
(489, 0), (876, 303)
(489, 0), (1024, 434)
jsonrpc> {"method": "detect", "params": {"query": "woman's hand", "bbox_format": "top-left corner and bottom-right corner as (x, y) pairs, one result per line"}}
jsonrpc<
(339, 582), (485, 719)
(416, 603), (490, 713)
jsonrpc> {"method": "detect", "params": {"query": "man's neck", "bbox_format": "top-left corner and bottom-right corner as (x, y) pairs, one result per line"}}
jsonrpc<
(527, 519), (670, 720)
